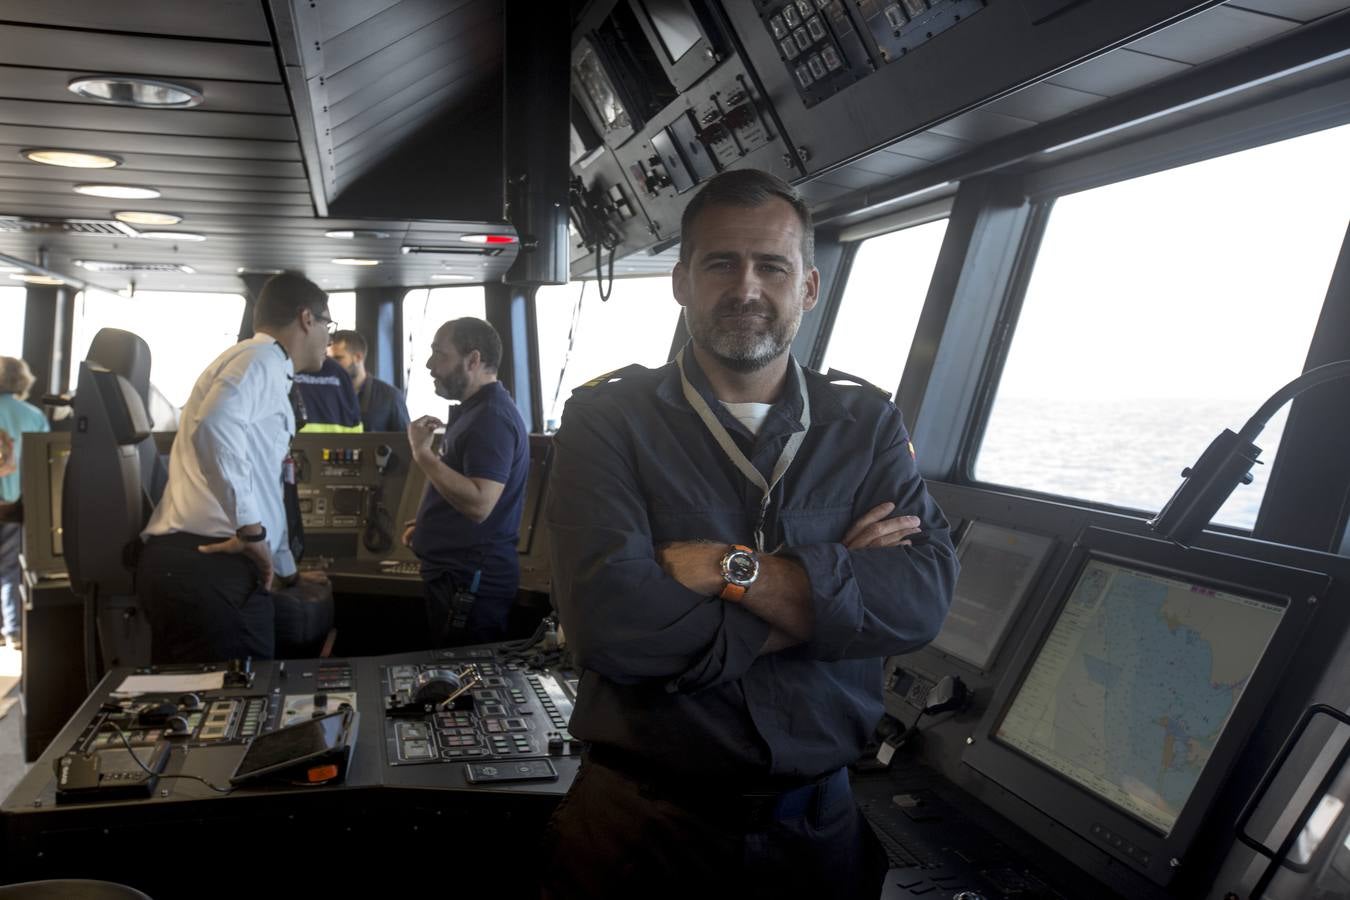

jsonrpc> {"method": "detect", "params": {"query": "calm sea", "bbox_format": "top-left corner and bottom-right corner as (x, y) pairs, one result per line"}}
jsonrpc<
(972, 396), (1290, 531)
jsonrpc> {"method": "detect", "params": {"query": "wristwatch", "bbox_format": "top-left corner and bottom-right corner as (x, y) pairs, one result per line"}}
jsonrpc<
(237, 525), (267, 544)
(719, 544), (759, 601)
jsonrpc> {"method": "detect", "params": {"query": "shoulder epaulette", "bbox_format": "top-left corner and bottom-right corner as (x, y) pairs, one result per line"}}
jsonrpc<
(573, 363), (650, 392)
(819, 367), (892, 400)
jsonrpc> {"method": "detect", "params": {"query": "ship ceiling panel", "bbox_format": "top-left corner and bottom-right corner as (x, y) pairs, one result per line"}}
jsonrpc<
(315, 0), (479, 72)
(1227, 0), (1350, 20)
(0, 0), (273, 41)
(0, 0), (520, 292)
(885, 131), (974, 162)
(0, 100), (295, 142)
(0, 145), (307, 179)
(0, 68), (293, 116)
(312, 0), (405, 40)
(845, 152), (933, 179)
(928, 109), (1040, 143)
(326, 10), (502, 122)
(330, 75), (498, 173)
(0, 189), (314, 216)
(0, 25), (279, 83)
(1125, 4), (1301, 63)
(980, 81), (1109, 122)
(329, 46), (499, 148)
(319, 3), (500, 107)
(0, 125), (302, 161)
(0, 162), (310, 194)
(1043, 48), (1195, 97)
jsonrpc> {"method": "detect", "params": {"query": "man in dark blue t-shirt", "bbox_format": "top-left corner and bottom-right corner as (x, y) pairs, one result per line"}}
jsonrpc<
(405, 317), (528, 644)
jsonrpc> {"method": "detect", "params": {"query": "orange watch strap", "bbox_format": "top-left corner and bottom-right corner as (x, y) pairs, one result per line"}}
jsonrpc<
(719, 581), (747, 602)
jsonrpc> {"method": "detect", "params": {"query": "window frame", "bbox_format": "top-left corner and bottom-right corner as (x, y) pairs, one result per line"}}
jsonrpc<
(806, 196), (955, 380)
(948, 109), (1350, 540)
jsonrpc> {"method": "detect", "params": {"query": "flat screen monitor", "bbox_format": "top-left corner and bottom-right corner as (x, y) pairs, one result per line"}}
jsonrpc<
(930, 522), (1054, 670)
(963, 527), (1327, 886)
(639, 0), (702, 63)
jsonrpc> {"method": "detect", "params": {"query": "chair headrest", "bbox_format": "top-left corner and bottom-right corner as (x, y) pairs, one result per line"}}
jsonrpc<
(87, 328), (151, 410)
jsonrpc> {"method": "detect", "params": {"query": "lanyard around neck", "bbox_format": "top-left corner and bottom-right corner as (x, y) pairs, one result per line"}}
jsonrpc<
(675, 348), (811, 551)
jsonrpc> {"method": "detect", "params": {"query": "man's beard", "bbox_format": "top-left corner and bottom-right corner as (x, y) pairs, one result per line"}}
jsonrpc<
(684, 301), (798, 373)
(434, 367), (468, 400)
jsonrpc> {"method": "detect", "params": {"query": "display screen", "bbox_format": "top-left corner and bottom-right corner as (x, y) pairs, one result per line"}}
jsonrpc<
(232, 710), (350, 782)
(995, 559), (1285, 833)
(931, 522), (1054, 670)
(574, 45), (630, 133)
(639, 0), (703, 63)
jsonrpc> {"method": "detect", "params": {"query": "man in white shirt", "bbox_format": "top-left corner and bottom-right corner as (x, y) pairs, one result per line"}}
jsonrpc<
(138, 272), (333, 663)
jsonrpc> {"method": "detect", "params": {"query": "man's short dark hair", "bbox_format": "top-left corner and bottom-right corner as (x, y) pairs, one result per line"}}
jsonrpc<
(679, 169), (814, 269)
(443, 317), (502, 371)
(331, 329), (367, 356)
(253, 272), (328, 330)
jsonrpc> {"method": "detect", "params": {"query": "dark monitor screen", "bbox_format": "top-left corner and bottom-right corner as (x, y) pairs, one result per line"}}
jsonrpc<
(931, 522), (1054, 670)
(994, 557), (1284, 834)
(638, 0), (702, 63)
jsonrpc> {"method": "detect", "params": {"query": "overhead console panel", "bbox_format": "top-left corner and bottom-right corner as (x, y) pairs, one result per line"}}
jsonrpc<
(568, 0), (1220, 271)
(568, 0), (800, 274)
(756, 0), (986, 109)
(722, 0), (1219, 177)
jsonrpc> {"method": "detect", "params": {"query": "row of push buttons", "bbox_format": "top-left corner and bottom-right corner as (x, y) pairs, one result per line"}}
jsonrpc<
(320, 448), (361, 463)
(490, 734), (533, 755)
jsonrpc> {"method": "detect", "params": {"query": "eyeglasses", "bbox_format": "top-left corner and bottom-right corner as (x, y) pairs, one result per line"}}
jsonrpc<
(313, 312), (338, 335)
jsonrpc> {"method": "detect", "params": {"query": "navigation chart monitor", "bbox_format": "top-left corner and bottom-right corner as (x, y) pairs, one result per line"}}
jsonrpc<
(930, 522), (1054, 671)
(963, 527), (1327, 886)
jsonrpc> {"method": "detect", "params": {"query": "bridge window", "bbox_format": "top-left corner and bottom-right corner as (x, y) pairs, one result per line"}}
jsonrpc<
(821, 217), (948, 398)
(535, 276), (682, 428)
(69, 290), (247, 409)
(403, 287), (487, 421)
(325, 292), (355, 335)
(974, 122), (1350, 530)
(0, 286), (23, 359)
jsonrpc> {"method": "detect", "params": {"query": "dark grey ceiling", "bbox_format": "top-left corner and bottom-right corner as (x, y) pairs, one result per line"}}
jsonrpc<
(0, 0), (516, 296)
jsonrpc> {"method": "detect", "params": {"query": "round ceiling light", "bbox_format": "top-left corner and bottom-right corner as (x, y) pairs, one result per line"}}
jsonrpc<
(22, 148), (122, 169)
(114, 210), (182, 226)
(68, 76), (203, 108)
(74, 184), (161, 200)
(325, 229), (392, 240)
(332, 258), (379, 266)
(138, 231), (206, 242)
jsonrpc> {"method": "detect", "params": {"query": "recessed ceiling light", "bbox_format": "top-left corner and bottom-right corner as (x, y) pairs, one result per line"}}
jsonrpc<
(22, 148), (122, 169)
(9, 274), (63, 285)
(138, 231), (206, 242)
(332, 258), (379, 266)
(114, 210), (182, 226)
(432, 273), (474, 280)
(76, 259), (194, 273)
(325, 229), (391, 239)
(236, 267), (285, 275)
(460, 234), (518, 245)
(68, 75), (203, 108)
(75, 184), (161, 199)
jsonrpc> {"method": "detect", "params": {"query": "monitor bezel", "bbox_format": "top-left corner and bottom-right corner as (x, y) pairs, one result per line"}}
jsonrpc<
(962, 526), (1328, 886)
(628, 0), (720, 92)
(930, 519), (1057, 673)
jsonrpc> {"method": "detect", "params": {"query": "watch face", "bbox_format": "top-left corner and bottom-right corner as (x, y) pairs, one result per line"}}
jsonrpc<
(725, 551), (758, 586)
